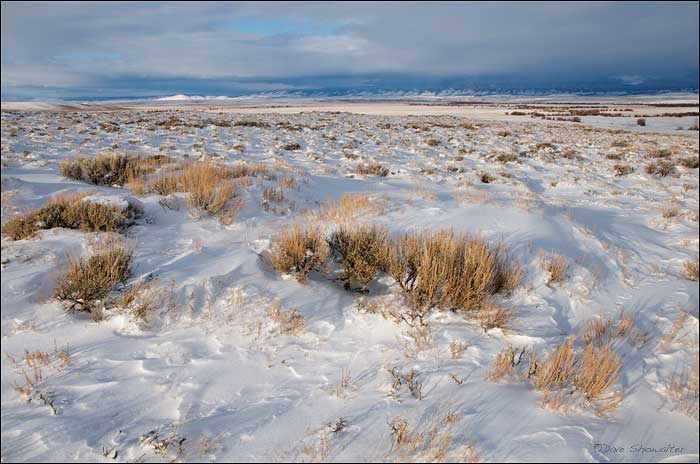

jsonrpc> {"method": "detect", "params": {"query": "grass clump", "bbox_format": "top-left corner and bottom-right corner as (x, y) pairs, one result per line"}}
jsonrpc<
(270, 225), (329, 282)
(328, 225), (389, 292)
(645, 160), (676, 177)
(387, 230), (521, 325)
(490, 335), (624, 416)
(480, 172), (495, 183)
(614, 164), (633, 176)
(54, 238), (133, 312)
(540, 251), (569, 284)
(683, 256), (699, 281)
(179, 162), (235, 215)
(60, 153), (172, 186)
(1, 193), (140, 240)
(496, 153), (519, 163)
(356, 163), (389, 177)
(679, 156), (699, 169)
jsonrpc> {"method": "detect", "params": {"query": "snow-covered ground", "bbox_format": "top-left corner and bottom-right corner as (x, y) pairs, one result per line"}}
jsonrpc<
(1, 103), (698, 462)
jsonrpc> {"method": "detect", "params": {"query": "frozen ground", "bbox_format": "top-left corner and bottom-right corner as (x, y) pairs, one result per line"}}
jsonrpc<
(1, 102), (698, 462)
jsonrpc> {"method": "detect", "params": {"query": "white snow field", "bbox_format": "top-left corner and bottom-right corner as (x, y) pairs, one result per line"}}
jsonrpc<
(1, 100), (698, 463)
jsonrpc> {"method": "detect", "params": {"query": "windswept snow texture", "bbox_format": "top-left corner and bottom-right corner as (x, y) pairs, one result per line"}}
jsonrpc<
(1, 104), (698, 463)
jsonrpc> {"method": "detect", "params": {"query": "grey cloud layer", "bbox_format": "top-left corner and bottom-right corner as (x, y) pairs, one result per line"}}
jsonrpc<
(2, 1), (698, 93)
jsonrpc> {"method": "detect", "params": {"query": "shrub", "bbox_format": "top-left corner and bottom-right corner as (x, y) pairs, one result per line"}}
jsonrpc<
(387, 230), (518, 324)
(356, 163), (389, 177)
(679, 156), (699, 169)
(637, 118), (646, 126)
(487, 345), (538, 382)
(267, 301), (305, 335)
(179, 163), (235, 215)
(683, 256), (699, 281)
(540, 251), (568, 284)
(581, 311), (636, 349)
(270, 225), (329, 281)
(309, 194), (385, 226)
(492, 243), (524, 293)
(230, 162), (271, 179)
(614, 164), (633, 176)
(327, 225), (389, 291)
(480, 172), (495, 183)
(149, 171), (180, 196)
(426, 139), (440, 147)
(60, 153), (172, 186)
(573, 342), (623, 416)
(495, 335), (625, 416)
(664, 351), (699, 418)
(495, 153), (519, 163)
(234, 120), (270, 128)
(478, 303), (513, 331)
(59, 159), (83, 180)
(646, 160), (676, 177)
(533, 336), (576, 393)
(54, 238), (133, 312)
(1, 193), (140, 240)
(262, 187), (285, 212)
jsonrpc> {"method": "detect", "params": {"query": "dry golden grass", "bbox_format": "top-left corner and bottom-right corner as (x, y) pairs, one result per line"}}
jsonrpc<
(478, 303), (514, 331)
(309, 193), (386, 226)
(403, 325), (434, 358)
(388, 367), (423, 400)
(533, 335), (576, 394)
(683, 256), (699, 281)
(118, 280), (177, 326)
(179, 162), (236, 215)
(354, 295), (405, 324)
(229, 162), (271, 179)
(664, 351), (699, 419)
(387, 412), (482, 462)
(270, 225), (329, 281)
(487, 345), (538, 383)
(387, 230), (520, 325)
(355, 162), (389, 177)
(574, 342), (623, 416)
(262, 187), (285, 212)
(6, 342), (70, 414)
(129, 161), (251, 218)
(148, 171), (181, 196)
(327, 224), (389, 292)
(449, 341), (468, 360)
(278, 176), (298, 190)
(679, 155), (699, 169)
(661, 205), (680, 219)
(54, 237), (133, 312)
(645, 160), (676, 177)
(661, 307), (694, 346)
(613, 164), (633, 176)
(267, 301), (305, 335)
(493, 242), (525, 293)
(334, 368), (353, 398)
(487, 335), (626, 416)
(581, 310), (639, 349)
(1, 192), (139, 240)
(61, 153), (172, 186)
(218, 197), (245, 225)
(540, 250), (569, 284)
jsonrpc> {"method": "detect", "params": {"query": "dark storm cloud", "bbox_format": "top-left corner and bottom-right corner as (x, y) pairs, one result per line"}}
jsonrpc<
(1, 1), (698, 97)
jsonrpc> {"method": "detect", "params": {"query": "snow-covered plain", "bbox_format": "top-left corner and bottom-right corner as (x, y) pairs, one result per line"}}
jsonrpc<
(1, 101), (699, 462)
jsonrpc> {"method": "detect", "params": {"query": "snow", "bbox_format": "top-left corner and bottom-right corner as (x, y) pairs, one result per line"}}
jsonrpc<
(1, 101), (698, 462)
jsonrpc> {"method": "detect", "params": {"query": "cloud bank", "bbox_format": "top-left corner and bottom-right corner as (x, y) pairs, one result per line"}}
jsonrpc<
(2, 1), (698, 98)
